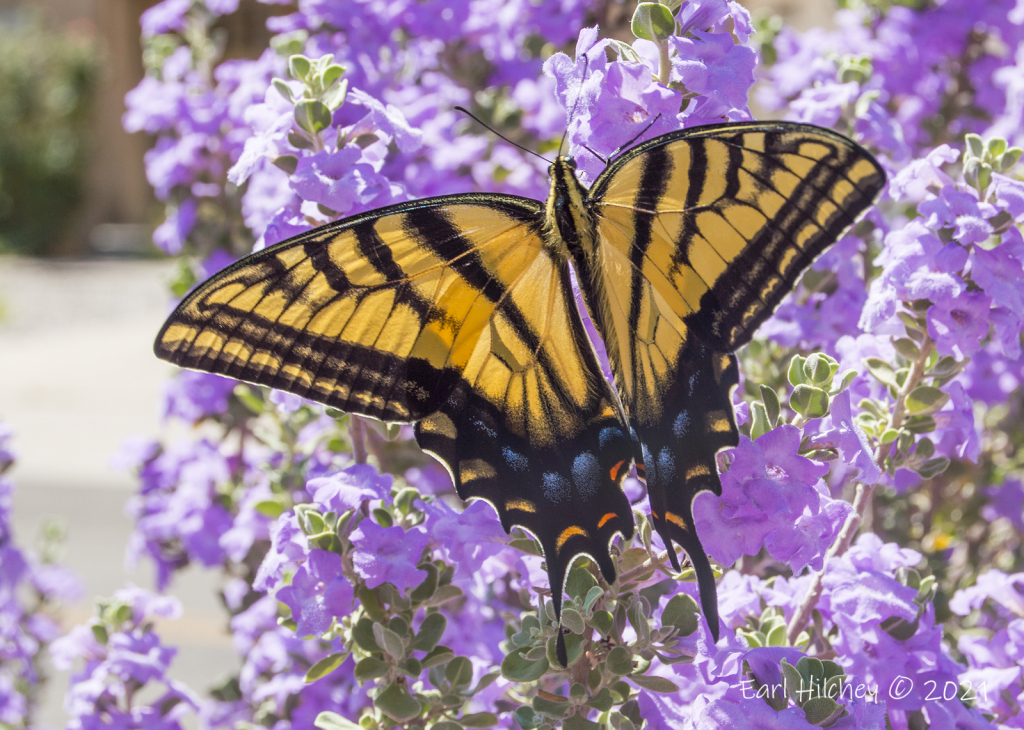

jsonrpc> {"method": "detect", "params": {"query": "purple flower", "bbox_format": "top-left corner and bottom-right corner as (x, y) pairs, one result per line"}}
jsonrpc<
(306, 464), (392, 514)
(277, 550), (354, 637)
(254, 513), (308, 592)
(927, 290), (992, 357)
(349, 520), (428, 592)
(161, 371), (237, 422)
(982, 478), (1024, 532)
(671, 31), (757, 119)
(814, 391), (881, 484)
(139, 0), (190, 37)
(293, 148), (375, 214)
(693, 426), (846, 574)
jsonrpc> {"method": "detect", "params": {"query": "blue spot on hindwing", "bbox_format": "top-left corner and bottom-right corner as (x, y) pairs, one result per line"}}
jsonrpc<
(472, 418), (497, 439)
(599, 426), (623, 450)
(673, 410), (691, 438)
(571, 453), (601, 498)
(657, 447), (676, 485)
(503, 447), (527, 471)
(542, 472), (571, 504)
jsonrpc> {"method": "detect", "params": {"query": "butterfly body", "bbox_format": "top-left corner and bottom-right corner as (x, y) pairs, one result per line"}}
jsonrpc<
(155, 121), (884, 666)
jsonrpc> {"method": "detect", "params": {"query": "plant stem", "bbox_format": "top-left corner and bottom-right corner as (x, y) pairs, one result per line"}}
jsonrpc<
(785, 339), (934, 644)
(350, 415), (367, 464)
(658, 40), (672, 86)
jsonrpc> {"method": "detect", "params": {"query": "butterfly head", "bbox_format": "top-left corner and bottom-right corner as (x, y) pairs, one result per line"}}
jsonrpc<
(548, 156), (577, 177)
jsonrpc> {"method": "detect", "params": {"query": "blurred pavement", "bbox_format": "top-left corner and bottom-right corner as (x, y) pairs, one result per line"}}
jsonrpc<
(0, 257), (237, 727)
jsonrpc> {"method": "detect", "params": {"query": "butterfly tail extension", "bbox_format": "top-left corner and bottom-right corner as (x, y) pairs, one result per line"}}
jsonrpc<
(634, 342), (739, 643)
(415, 382), (635, 667)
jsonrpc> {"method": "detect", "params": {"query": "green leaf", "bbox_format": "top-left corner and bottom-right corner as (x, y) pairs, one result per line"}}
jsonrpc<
(315, 711), (363, 730)
(790, 385), (829, 419)
(294, 99), (333, 135)
(966, 133), (985, 158)
(892, 337), (921, 360)
(915, 437), (935, 459)
(514, 706), (541, 730)
(802, 697), (842, 726)
(1000, 146), (1023, 171)
(607, 647), (633, 676)
(788, 355), (809, 386)
(831, 368), (858, 395)
(372, 508), (393, 527)
(905, 386), (948, 414)
(432, 723), (461, 730)
(561, 607), (586, 635)
(445, 656), (474, 689)
(864, 357), (899, 388)
(321, 64), (345, 90)
(354, 656), (390, 682)
(583, 585), (604, 613)
(323, 78), (349, 111)
(421, 645), (455, 668)
(253, 498), (287, 519)
(780, 660), (804, 703)
(372, 623), (406, 662)
(590, 609), (614, 636)
(760, 384), (781, 427)
(501, 647), (550, 682)
(803, 353), (833, 386)
(507, 538), (542, 556)
(375, 681), (422, 722)
(288, 54), (312, 80)
(749, 401), (770, 441)
(306, 652), (349, 683)
(879, 429), (899, 444)
(410, 612), (447, 653)
(628, 674), (679, 693)
(660, 593), (699, 637)
(562, 714), (602, 730)
(532, 694), (569, 720)
(428, 584), (465, 606)
(586, 687), (615, 712)
(766, 622), (786, 647)
(410, 563), (439, 603)
(272, 78), (294, 103)
(399, 657), (422, 677)
(460, 712), (499, 728)
(631, 2), (676, 42)
(914, 457), (950, 479)
(566, 564), (598, 601)
(351, 617), (379, 652)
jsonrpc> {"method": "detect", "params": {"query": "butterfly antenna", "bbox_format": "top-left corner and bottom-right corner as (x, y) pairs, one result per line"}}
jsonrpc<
(583, 145), (608, 165)
(558, 54), (590, 157)
(610, 113), (664, 160)
(453, 106), (550, 164)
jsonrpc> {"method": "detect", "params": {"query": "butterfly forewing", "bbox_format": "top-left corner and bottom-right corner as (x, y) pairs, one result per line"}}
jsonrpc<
(156, 197), (550, 422)
(573, 122), (885, 638)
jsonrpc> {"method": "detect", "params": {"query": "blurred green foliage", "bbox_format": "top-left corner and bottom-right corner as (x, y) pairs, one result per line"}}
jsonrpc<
(0, 14), (101, 256)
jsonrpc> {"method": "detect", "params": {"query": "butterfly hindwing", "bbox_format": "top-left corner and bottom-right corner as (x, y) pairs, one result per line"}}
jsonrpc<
(570, 122), (885, 637)
(413, 250), (636, 664)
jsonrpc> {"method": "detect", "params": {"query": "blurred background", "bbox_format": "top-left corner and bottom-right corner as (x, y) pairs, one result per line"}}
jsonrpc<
(0, 0), (832, 725)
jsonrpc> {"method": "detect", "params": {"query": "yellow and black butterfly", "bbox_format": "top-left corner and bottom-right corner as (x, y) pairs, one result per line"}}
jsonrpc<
(155, 121), (884, 665)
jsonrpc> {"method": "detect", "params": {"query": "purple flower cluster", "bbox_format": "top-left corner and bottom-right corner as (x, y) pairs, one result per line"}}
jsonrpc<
(53, 0), (1024, 728)
(0, 424), (81, 729)
(50, 586), (198, 730)
(950, 570), (1024, 726)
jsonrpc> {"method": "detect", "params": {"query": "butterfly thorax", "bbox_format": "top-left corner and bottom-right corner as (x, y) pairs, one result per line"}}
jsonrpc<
(544, 156), (596, 261)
